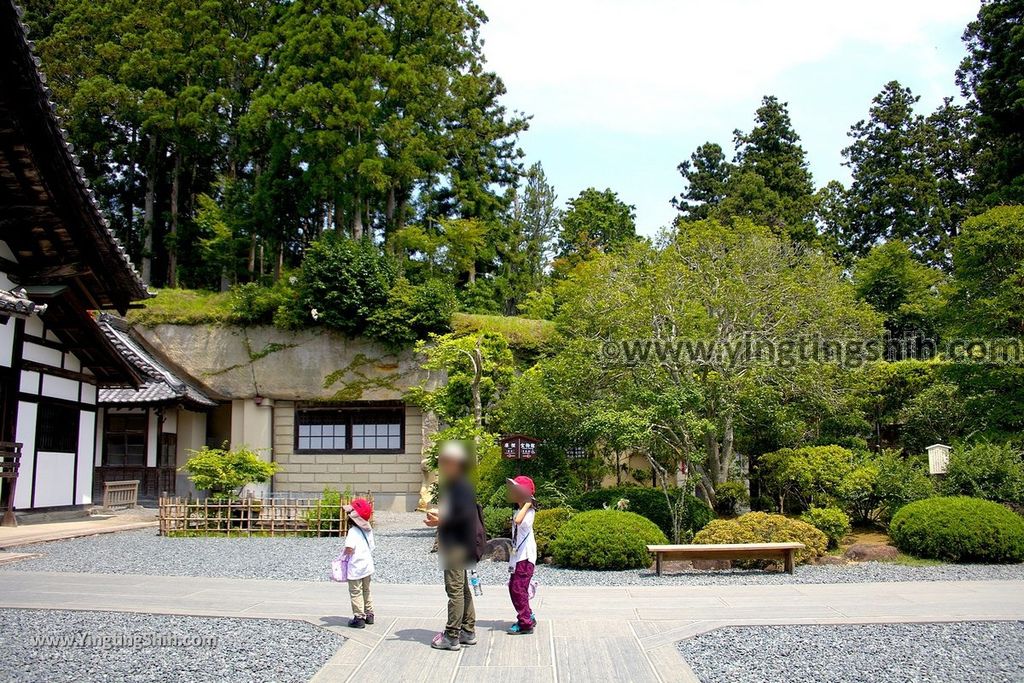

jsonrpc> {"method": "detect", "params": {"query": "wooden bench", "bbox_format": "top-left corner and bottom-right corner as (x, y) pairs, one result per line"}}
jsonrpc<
(647, 542), (805, 575)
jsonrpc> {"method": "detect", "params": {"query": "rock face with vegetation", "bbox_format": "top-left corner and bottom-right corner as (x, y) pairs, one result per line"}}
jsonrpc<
(135, 324), (432, 401)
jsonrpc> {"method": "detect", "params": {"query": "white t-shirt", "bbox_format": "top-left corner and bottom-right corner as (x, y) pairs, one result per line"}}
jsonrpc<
(344, 526), (375, 580)
(510, 507), (536, 568)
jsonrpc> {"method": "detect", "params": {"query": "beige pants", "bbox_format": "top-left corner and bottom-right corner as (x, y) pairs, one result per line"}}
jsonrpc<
(348, 575), (373, 618)
(442, 548), (475, 639)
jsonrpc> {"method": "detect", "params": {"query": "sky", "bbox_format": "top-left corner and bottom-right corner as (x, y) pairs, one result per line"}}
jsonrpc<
(474, 0), (981, 236)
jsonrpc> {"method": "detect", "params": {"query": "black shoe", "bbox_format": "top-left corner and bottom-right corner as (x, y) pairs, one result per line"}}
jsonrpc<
(364, 612), (375, 625)
(348, 617), (366, 629)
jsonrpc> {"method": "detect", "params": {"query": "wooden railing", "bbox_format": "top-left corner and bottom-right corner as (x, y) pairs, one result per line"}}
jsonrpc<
(0, 442), (22, 527)
(157, 492), (372, 537)
(102, 480), (140, 510)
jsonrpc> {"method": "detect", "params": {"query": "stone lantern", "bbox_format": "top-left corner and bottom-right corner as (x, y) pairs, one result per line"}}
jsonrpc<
(927, 443), (951, 475)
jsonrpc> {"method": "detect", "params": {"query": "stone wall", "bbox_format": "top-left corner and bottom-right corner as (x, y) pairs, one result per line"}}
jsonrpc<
(271, 401), (425, 512)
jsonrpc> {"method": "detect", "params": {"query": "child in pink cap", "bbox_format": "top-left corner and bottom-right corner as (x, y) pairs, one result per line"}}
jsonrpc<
(342, 497), (375, 628)
(505, 476), (537, 634)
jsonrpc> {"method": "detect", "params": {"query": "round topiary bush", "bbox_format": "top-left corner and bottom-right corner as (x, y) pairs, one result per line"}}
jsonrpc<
(693, 511), (828, 565)
(550, 510), (668, 570)
(800, 506), (852, 549)
(534, 507), (574, 556)
(889, 496), (1024, 563)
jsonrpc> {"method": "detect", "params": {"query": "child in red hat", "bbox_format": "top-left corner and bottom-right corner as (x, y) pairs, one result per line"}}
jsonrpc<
(342, 497), (375, 628)
(505, 476), (537, 634)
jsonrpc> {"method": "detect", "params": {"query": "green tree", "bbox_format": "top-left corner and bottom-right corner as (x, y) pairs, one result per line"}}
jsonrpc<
(556, 188), (637, 270)
(725, 96), (816, 241)
(957, 0), (1024, 204)
(947, 206), (1024, 336)
(671, 142), (731, 221)
(498, 162), (559, 313)
(842, 81), (940, 260)
(852, 241), (944, 343)
(555, 220), (882, 499)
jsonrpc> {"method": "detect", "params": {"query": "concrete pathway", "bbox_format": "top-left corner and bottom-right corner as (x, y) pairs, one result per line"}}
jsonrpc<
(0, 515), (157, 549)
(1, 571), (1022, 682)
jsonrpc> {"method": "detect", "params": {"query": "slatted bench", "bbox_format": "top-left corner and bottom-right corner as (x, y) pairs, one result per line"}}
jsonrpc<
(647, 542), (805, 575)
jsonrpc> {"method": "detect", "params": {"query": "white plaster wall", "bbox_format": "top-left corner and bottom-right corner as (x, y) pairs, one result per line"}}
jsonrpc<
(13, 401), (36, 510)
(76, 410), (95, 505)
(22, 341), (61, 367)
(231, 398), (274, 496)
(19, 370), (39, 394)
(41, 375), (79, 402)
(32, 452), (75, 507)
(0, 318), (14, 369)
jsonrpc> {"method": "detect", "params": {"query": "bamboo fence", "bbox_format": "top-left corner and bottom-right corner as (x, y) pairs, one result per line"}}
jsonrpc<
(157, 492), (372, 537)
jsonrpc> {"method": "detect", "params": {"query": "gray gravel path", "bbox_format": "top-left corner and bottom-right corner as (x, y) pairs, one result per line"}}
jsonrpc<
(0, 609), (342, 683)
(677, 621), (1024, 683)
(3, 512), (1024, 586)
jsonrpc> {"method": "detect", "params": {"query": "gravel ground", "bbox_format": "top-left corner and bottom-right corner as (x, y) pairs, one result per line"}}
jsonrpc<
(3, 511), (1024, 586)
(0, 609), (342, 683)
(677, 621), (1024, 683)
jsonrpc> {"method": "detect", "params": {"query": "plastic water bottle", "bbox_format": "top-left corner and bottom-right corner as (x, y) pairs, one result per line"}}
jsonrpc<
(470, 569), (483, 596)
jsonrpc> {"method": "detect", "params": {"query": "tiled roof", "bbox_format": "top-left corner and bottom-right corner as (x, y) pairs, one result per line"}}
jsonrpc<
(2, 0), (150, 304)
(96, 314), (217, 409)
(0, 288), (45, 318)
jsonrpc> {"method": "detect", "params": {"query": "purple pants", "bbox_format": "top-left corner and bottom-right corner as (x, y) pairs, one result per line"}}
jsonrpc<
(508, 560), (535, 628)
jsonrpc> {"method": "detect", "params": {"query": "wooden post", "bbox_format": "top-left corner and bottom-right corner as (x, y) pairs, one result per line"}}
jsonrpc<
(784, 548), (795, 574)
(655, 552), (663, 577)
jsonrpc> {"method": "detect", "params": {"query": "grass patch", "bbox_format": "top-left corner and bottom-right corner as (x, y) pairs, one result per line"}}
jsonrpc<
(888, 553), (946, 567)
(452, 312), (556, 350)
(128, 288), (235, 326)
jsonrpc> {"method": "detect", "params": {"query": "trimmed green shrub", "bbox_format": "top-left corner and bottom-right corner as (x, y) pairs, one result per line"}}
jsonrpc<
(942, 442), (1024, 505)
(487, 485), (510, 508)
(568, 486), (713, 539)
(693, 511), (828, 565)
(758, 445), (854, 512)
(839, 451), (934, 525)
(889, 496), (1024, 563)
(714, 481), (749, 516)
(182, 445), (278, 499)
(366, 277), (457, 348)
(800, 507), (851, 549)
(534, 507), (574, 556)
(550, 510), (668, 570)
(482, 506), (513, 539)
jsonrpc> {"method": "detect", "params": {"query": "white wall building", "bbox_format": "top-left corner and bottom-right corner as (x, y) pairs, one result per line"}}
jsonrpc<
(0, 5), (150, 513)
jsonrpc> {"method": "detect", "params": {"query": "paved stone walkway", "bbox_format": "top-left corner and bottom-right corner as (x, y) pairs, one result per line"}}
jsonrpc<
(1, 571), (1022, 682)
(0, 514), (157, 549)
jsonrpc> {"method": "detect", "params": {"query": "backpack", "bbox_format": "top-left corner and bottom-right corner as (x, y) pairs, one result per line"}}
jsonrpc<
(471, 502), (487, 563)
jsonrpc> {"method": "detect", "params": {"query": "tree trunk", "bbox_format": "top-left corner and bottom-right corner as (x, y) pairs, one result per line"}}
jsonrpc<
(353, 194), (364, 239)
(141, 135), (158, 285)
(167, 150), (181, 287)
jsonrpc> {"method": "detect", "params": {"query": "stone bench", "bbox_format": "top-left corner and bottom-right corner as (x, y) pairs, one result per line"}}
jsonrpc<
(647, 542), (805, 575)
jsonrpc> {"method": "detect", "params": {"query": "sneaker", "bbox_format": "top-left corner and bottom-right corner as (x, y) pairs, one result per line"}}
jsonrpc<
(431, 633), (461, 650)
(507, 623), (534, 635)
(458, 629), (477, 646)
(348, 617), (366, 629)
(364, 612), (375, 625)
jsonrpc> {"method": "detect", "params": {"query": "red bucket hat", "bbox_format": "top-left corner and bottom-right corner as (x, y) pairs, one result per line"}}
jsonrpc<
(344, 497), (373, 522)
(507, 476), (535, 497)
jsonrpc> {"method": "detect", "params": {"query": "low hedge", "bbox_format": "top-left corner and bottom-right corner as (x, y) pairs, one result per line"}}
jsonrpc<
(550, 510), (668, 570)
(482, 506), (513, 539)
(568, 486), (714, 539)
(534, 507), (574, 557)
(800, 506), (851, 549)
(889, 496), (1024, 563)
(693, 512), (827, 565)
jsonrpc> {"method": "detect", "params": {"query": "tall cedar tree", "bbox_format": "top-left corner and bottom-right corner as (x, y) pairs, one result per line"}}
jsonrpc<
(556, 188), (637, 271)
(842, 81), (940, 261)
(957, 0), (1024, 205)
(671, 143), (731, 221)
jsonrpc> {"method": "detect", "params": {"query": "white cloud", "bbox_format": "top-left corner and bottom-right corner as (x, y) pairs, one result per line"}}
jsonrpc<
(477, 0), (979, 133)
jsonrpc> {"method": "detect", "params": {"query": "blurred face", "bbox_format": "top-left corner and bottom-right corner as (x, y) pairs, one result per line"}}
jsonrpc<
(439, 456), (464, 480)
(507, 483), (527, 504)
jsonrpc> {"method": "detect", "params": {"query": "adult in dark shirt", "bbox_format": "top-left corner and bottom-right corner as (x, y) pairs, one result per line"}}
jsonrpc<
(425, 441), (478, 650)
